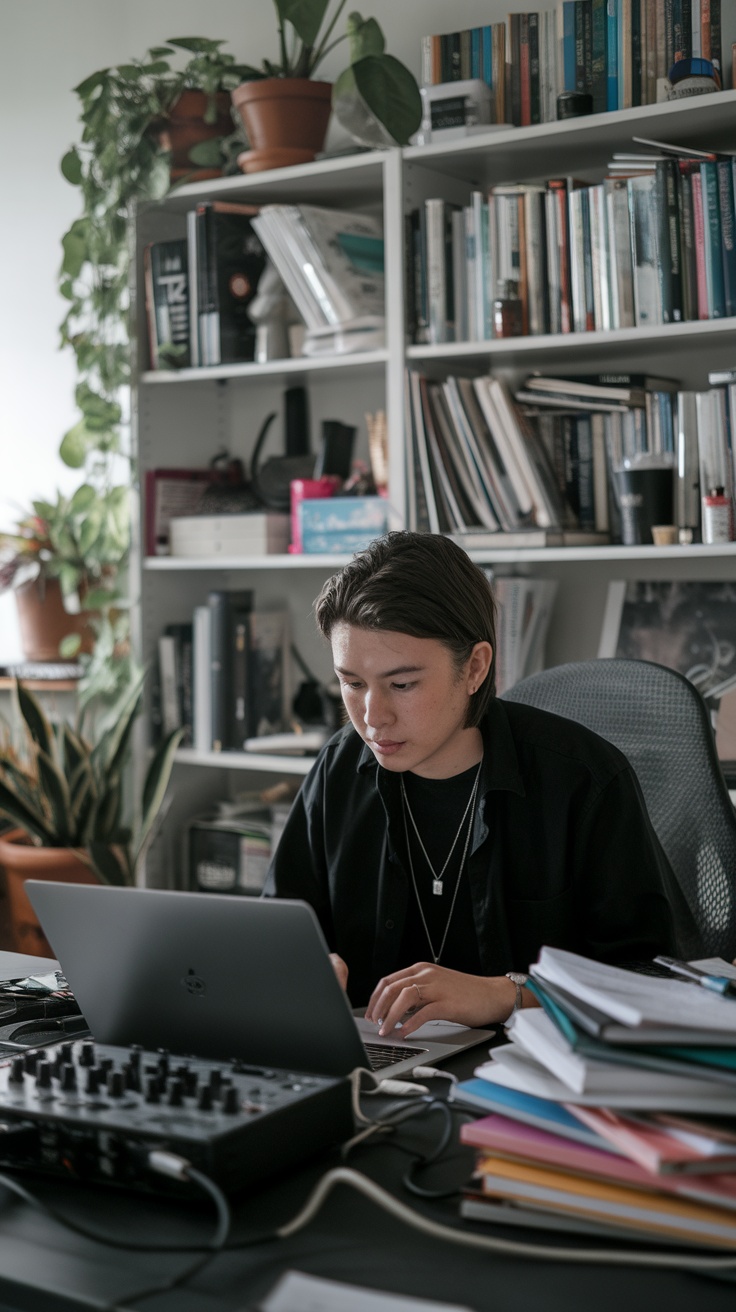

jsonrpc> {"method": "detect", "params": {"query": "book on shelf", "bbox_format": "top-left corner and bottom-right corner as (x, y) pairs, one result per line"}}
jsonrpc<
(251, 204), (385, 353)
(144, 468), (212, 556)
(195, 201), (267, 367)
(245, 610), (291, 742)
(491, 576), (559, 693)
(157, 622), (193, 745)
(193, 605), (212, 755)
(451, 528), (611, 549)
(143, 239), (190, 371)
(207, 589), (254, 753)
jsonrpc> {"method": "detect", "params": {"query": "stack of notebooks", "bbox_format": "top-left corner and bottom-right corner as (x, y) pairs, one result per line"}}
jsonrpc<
(453, 948), (736, 1247)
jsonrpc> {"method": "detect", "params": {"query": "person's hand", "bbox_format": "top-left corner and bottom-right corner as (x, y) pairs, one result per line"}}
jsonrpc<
(365, 962), (524, 1039)
(329, 953), (349, 991)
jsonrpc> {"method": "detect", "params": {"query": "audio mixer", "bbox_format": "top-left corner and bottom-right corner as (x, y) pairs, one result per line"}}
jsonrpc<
(0, 1038), (353, 1195)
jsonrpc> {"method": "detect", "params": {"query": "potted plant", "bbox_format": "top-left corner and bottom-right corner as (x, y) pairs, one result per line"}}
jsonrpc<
(231, 2), (422, 172)
(0, 487), (128, 669)
(0, 679), (183, 955)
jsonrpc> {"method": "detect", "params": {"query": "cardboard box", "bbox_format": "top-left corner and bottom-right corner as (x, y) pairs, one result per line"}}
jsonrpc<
(169, 513), (290, 557)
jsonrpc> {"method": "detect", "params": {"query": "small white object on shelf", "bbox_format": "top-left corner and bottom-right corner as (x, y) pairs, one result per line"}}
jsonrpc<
(169, 513), (291, 558)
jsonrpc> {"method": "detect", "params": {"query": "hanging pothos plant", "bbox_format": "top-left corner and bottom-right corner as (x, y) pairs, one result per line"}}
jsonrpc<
(56, 37), (249, 703)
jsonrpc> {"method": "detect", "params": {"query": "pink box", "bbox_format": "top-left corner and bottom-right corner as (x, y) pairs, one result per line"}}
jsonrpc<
(290, 477), (341, 553)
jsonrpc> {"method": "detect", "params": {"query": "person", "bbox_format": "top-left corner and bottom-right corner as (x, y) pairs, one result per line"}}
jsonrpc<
(266, 531), (700, 1040)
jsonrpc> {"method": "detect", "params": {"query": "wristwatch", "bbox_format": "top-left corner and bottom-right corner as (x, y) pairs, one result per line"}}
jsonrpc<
(505, 972), (529, 1016)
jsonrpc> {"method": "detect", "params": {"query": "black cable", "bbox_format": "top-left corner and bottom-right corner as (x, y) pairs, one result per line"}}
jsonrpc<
(104, 1167), (233, 1312)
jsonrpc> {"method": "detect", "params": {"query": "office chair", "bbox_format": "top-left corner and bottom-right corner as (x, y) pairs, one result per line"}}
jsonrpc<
(501, 658), (736, 959)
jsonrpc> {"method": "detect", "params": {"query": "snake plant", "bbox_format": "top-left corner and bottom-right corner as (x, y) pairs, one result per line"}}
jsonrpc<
(0, 676), (182, 885)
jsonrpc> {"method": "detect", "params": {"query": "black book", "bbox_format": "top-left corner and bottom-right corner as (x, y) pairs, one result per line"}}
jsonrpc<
(509, 13), (522, 125)
(163, 622), (194, 746)
(196, 202), (267, 366)
(246, 610), (290, 740)
(654, 159), (683, 324)
(207, 589), (254, 752)
(144, 239), (190, 370)
(528, 12), (541, 126)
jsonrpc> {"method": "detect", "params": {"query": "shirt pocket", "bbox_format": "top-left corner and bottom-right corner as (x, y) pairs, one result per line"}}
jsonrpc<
(506, 887), (575, 969)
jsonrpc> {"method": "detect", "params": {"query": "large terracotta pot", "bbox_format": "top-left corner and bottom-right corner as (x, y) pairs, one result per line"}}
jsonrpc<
(231, 78), (332, 173)
(0, 829), (100, 957)
(156, 90), (233, 182)
(14, 577), (95, 663)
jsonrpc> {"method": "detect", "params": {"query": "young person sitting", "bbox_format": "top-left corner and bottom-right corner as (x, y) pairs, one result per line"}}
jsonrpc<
(266, 531), (700, 1039)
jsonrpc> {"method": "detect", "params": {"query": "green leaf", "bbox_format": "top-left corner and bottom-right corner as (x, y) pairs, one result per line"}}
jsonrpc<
(36, 750), (73, 844)
(136, 728), (184, 863)
(59, 420), (93, 469)
(0, 779), (56, 846)
(277, 0), (330, 47)
(346, 12), (385, 60)
(16, 684), (54, 758)
(187, 137), (224, 166)
(336, 53), (422, 145)
(61, 148), (84, 185)
(69, 483), (97, 515)
(73, 70), (107, 98)
(59, 634), (83, 659)
(165, 35), (221, 53)
(60, 229), (87, 279)
(87, 842), (132, 886)
(59, 278), (75, 301)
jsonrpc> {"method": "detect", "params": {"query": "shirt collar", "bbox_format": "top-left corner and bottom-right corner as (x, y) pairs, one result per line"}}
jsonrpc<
(354, 697), (525, 796)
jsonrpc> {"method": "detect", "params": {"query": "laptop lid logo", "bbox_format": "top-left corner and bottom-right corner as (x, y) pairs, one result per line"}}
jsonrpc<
(182, 968), (206, 996)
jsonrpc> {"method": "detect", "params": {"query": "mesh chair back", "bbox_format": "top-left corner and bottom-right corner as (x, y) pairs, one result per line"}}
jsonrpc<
(501, 658), (736, 958)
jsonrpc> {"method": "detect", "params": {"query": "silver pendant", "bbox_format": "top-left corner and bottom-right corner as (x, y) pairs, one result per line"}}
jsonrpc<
(432, 879), (443, 896)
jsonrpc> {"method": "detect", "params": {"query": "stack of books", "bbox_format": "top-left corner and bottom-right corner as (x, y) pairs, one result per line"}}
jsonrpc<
(251, 205), (385, 357)
(454, 948), (736, 1247)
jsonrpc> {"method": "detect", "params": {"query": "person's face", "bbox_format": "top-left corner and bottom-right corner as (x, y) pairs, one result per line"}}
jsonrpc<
(331, 623), (491, 778)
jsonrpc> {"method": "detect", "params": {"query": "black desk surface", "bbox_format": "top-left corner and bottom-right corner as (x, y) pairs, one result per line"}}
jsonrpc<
(0, 1047), (735, 1312)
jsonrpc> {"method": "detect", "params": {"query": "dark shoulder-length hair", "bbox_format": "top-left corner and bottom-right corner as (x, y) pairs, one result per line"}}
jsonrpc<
(314, 531), (497, 727)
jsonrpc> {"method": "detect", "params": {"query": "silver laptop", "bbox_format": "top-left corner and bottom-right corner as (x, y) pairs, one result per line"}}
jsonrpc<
(25, 883), (493, 1079)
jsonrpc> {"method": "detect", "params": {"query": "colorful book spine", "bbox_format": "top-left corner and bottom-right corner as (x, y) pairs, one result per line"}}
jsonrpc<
(700, 160), (726, 319)
(717, 160), (736, 318)
(606, 0), (619, 110)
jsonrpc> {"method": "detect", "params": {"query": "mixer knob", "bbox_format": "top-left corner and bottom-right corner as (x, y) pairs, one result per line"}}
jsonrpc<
(23, 1051), (38, 1075)
(61, 1065), (77, 1093)
(222, 1086), (240, 1114)
(107, 1071), (124, 1098)
(78, 1041), (95, 1067)
(129, 1044), (142, 1069)
(197, 1085), (213, 1111)
(36, 1061), (52, 1089)
(144, 1076), (160, 1104)
(9, 1057), (24, 1084)
(208, 1069), (223, 1092)
(86, 1068), (101, 1095)
(167, 1078), (184, 1107)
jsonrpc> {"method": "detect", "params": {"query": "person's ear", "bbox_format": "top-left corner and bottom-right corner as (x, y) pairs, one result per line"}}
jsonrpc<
(467, 641), (492, 695)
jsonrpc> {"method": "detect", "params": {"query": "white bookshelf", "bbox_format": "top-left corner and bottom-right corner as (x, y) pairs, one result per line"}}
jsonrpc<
(131, 89), (736, 884)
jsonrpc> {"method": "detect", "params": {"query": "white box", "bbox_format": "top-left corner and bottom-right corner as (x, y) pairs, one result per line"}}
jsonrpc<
(169, 513), (291, 557)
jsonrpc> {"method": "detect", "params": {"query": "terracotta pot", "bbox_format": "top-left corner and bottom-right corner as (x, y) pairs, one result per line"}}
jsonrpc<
(0, 829), (100, 957)
(231, 78), (332, 173)
(14, 577), (95, 663)
(156, 90), (233, 182)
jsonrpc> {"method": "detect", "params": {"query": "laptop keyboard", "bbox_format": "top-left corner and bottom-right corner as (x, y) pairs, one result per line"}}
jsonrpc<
(364, 1041), (428, 1071)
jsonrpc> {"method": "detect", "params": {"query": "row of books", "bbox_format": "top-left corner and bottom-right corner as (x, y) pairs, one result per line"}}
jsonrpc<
(407, 365), (736, 547)
(144, 203), (385, 370)
(420, 2), (724, 126)
(155, 592), (291, 755)
(454, 947), (736, 1248)
(409, 141), (736, 346)
(490, 577), (559, 693)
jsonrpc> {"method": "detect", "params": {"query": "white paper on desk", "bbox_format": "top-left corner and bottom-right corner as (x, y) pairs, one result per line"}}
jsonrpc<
(261, 1271), (473, 1312)
(0, 951), (60, 980)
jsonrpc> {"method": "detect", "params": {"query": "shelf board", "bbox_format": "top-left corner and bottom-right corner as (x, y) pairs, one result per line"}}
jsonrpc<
(147, 150), (387, 212)
(145, 553), (350, 571)
(175, 747), (314, 775)
(404, 89), (736, 183)
(407, 317), (736, 370)
(466, 542), (736, 564)
(141, 349), (388, 386)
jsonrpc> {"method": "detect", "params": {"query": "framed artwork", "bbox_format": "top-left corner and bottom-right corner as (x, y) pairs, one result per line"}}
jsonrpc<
(599, 580), (736, 774)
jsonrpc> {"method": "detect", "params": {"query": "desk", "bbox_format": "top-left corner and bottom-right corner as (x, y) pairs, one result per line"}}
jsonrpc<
(0, 1052), (734, 1312)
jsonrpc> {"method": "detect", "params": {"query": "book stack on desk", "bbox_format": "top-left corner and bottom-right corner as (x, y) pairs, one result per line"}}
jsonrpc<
(453, 948), (736, 1247)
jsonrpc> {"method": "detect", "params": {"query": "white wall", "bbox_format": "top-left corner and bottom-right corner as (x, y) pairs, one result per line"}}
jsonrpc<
(1, 1), (734, 659)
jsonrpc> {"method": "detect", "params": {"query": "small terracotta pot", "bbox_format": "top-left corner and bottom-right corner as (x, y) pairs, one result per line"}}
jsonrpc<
(231, 78), (332, 172)
(0, 829), (100, 957)
(156, 90), (233, 182)
(14, 577), (95, 663)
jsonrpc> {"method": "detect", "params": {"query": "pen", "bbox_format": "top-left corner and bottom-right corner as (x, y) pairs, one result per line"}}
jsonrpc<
(653, 956), (736, 998)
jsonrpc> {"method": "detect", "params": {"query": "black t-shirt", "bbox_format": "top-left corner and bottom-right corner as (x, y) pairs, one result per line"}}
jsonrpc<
(398, 765), (483, 975)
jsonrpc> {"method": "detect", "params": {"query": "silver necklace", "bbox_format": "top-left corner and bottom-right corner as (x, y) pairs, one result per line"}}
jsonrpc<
(400, 760), (482, 895)
(400, 759), (482, 966)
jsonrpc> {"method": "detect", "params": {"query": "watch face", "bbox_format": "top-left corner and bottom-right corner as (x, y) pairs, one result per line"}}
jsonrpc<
(507, 972), (529, 986)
